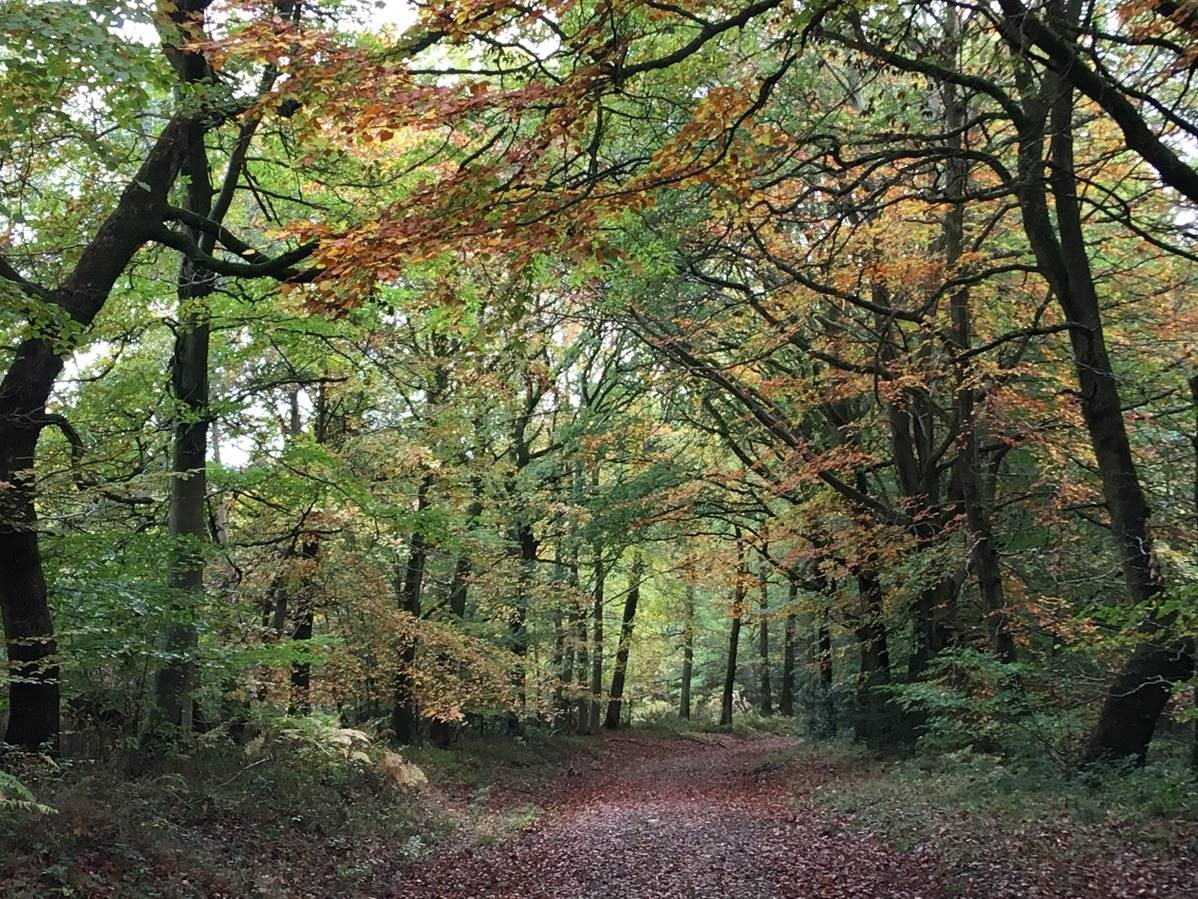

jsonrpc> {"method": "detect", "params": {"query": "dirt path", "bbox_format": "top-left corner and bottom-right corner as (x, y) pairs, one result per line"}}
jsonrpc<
(386, 734), (942, 899)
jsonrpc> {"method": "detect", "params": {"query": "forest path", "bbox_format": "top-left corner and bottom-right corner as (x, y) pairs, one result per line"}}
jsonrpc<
(386, 733), (941, 899)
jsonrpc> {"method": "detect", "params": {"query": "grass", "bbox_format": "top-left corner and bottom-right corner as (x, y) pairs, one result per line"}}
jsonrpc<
(790, 735), (1198, 863)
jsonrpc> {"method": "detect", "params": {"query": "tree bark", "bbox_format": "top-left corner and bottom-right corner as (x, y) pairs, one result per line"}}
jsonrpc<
(506, 519), (537, 734)
(153, 119), (216, 734)
(587, 539), (606, 734)
(392, 477), (432, 745)
(757, 555), (773, 716)
(816, 604), (835, 736)
(556, 550), (580, 725)
(939, 57), (1016, 663)
(604, 554), (643, 730)
(0, 107), (203, 749)
(288, 538), (318, 713)
(779, 577), (798, 718)
(720, 542), (747, 727)
(855, 570), (892, 690)
(1191, 373), (1198, 776)
(853, 567), (893, 746)
(1004, 6), (1193, 762)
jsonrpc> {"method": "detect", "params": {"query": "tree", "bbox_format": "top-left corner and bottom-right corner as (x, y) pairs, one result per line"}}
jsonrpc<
(604, 554), (644, 729)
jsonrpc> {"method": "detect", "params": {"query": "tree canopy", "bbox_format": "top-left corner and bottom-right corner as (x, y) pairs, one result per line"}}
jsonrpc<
(1, 0), (1195, 778)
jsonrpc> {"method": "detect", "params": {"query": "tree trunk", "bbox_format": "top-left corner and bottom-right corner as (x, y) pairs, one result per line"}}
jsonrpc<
(816, 605), (835, 736)
(447, 553), (470, 617)
(0, 503), (58, 751)
(872, 300), (957, 679)
(853, 567), (893, 746)
(779, 577), (798, 718)
(574, 606), (590, 732)
(939, 62), (1016, 664)
(587, 543), (605, 734)
(552, 607), (567, 718)
(720, 543), (747, 727)
(153, 123), (216, 734)
(1191, 373), (1198, 776)
(506, 520), (537, 735)
(757, 556), (772, 716)
(855, 570), (891, 690)
(679, 581), (695, 720)
(0, 6), (218, 746)
(288, 537), (318, 713)
(559, 541), (582, 727)
(604, 554), (643, 730)
(1006, 19), (1192, 761)
(288, 389), (328, 714)
(0, 109), (203, 749)
(392, 478), (431, 745)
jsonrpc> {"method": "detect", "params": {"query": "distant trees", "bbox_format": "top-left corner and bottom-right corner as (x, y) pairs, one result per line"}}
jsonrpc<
(1, 0), (1194, 773)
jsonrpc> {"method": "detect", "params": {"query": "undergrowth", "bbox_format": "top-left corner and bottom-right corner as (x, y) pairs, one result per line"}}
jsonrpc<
(0, 717), (589, 898)
(800, 736), (1198, 862)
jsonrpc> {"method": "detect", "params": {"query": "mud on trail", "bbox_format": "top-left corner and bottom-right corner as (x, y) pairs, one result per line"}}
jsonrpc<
(386, 734), (943, 899)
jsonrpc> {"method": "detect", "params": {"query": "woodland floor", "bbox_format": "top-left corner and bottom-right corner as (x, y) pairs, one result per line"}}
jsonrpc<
(386, 733), (1198, 899)
(5, 731), (1198, 897)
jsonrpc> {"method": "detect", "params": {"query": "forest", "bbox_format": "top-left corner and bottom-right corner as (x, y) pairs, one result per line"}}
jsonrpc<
(1, 0), (1197, 896)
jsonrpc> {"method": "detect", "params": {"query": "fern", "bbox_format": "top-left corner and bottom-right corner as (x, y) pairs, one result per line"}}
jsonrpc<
(0, 769), (55, 816)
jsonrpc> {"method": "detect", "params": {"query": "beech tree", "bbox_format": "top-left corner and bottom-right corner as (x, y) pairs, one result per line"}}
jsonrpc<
(2, 0), (1195, 780)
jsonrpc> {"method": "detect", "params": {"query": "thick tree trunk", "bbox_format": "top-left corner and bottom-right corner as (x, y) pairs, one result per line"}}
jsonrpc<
(0, 506), (58, 751)
(855, 570), (891, 690)
(1086, 639), (1193, 763)
(506, 520), (537, 735)
(153, 123), (216, 733)
(503, 382), (541, 736)
(872, 301), (958, 679)
(853, 568), (893, 746)
(909, 574), (960, 678)
(960, 440), (1015, 661)
(679, 581), (695, 720)
(720, 543), (747, 727)
(940, 66), (1016, 664)
(0, 111), (200, 749)
(720, 618), (743, 728)
(391, 529), (426, 744)
(448, 554), (470, 618)
(448, 484), (482, 619)
(430, 553), (470, 749)
(604, 554), (643, 730)
(1007, 28), (1191, 762)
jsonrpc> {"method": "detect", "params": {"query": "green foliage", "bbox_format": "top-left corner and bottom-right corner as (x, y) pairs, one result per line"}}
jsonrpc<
(0, 768), (54, 816)
(884, 648), (1079, 760)
(811, 740), (1198, 863)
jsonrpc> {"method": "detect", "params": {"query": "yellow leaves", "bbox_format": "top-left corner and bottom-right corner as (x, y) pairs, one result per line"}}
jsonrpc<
(379, 752), (428, 790)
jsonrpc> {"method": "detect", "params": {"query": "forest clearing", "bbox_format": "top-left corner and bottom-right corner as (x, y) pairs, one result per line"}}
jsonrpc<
(2, 0), (1198, 895)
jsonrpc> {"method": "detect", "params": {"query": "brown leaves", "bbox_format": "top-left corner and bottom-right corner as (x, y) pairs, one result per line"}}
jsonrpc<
(386, 734), (946, 899)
